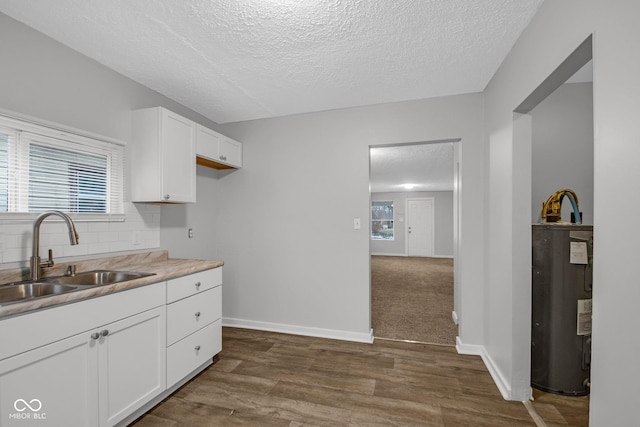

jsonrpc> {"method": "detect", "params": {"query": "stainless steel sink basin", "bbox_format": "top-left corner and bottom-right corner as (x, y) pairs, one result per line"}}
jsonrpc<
(49, 270), (154, 286)
(0, 282), (79, 304)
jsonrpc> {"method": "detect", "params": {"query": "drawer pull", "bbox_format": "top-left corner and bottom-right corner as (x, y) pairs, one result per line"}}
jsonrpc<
(100, 329), (109, 337)
(194, 345), (201, 351)
(90, 332), (100, 340)
(195, 311), (201, 318)
(195, 281), (201, 290)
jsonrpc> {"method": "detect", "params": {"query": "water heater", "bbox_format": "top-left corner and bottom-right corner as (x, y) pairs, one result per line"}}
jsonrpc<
(531, 224), (592, 396)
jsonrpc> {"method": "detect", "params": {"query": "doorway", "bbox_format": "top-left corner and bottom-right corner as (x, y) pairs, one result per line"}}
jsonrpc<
(512, 35), (593, 422)
(369, 141), (458, 344)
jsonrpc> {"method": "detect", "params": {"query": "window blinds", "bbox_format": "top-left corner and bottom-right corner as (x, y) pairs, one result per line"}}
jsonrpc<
(0, 118), (124, 215)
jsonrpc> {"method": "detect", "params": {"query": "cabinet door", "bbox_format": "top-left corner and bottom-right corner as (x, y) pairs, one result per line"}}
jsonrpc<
(0, 332), (99, 427)
(195, 125), (221, 162)
(160, 109), (196, 203)
(219, 137), (242, 168)
(98, 306), (166, 427)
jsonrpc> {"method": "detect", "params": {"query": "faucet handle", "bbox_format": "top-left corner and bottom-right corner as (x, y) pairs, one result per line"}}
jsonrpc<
(40, 249), (54, 268)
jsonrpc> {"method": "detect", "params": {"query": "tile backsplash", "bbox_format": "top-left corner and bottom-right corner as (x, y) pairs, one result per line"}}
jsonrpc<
(0, 203), (160, 266)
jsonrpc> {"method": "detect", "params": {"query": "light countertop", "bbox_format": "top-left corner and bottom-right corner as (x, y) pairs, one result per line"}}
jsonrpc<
(0, 250), (223, 319)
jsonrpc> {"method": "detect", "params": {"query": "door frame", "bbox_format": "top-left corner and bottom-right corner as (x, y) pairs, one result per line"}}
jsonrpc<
(405, 197), (435, 257)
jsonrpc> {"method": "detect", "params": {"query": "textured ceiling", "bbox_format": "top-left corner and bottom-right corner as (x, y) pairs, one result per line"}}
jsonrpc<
(370, 142), (454, 193)
(0, 0), (544, 124)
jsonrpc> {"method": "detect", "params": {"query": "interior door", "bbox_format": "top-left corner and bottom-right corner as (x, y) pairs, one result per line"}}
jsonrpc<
(407, 198), (434, 256)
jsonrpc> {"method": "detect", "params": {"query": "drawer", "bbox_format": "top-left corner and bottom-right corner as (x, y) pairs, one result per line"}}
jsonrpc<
(166, 319), (221, 388)
(166, 267), (221, 303)
(167, 286), (221, 345)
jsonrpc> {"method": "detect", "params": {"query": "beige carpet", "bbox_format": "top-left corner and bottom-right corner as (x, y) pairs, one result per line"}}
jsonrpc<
(371, 256), (457, 345)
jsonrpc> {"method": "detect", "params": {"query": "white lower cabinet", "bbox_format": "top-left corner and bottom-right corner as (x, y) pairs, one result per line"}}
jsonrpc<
(0, 267), (222, 427)
(165, 269), (222, 389)
(0, 305), (165, 427)
(0, 330), (98, 427)
(98, 307), (166, 426)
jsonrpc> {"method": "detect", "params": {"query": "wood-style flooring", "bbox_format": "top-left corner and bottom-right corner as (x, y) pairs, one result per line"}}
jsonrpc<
(131, 327), (589, 426)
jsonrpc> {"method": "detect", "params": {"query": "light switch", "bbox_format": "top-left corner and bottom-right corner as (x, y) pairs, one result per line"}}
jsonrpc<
(353, 217), (361, 230)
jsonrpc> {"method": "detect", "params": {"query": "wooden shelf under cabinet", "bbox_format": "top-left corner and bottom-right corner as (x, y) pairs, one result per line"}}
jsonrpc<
(196, 156), (236, 170)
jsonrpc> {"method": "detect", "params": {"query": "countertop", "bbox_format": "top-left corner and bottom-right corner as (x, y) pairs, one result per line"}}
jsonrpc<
(0, 250), (223, 319)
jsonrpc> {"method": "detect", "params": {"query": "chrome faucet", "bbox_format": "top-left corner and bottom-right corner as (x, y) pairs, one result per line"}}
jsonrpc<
(30, 210), (79, 281)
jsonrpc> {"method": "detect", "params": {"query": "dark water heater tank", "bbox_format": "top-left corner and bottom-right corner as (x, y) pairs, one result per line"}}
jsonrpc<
(531, 224), (592, 396)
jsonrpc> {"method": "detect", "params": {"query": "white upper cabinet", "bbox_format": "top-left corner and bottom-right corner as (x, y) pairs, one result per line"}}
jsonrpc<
(196, 125), (242, 169)
(132, 107), (196, 203)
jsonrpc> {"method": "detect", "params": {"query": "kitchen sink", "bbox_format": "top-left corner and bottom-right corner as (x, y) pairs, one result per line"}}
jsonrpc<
(0, 282), (79, 304)
(48, 270), (155, 286)
(0, 270), (155, 306)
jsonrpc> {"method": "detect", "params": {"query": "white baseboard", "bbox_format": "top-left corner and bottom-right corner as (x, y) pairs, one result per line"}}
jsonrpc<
(222, 317), (374, 344)
(451, 310), (459, 325)
(456, 336), (511, 400)
(370, 253), (453, 258)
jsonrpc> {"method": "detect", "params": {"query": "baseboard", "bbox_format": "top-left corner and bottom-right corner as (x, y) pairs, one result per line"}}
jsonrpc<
(455, 336), (511, 400)
(370, 253), (453, 258)
(222, 317), (375, 344)
(451, 310), (459, 325)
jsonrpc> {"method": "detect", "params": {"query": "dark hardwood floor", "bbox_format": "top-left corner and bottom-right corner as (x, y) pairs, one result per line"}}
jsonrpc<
(131, 327), (588, 426)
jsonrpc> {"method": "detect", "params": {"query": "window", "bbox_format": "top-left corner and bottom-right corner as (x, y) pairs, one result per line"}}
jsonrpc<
(371, 200), (394, 240)
(0, 115), (124, 215)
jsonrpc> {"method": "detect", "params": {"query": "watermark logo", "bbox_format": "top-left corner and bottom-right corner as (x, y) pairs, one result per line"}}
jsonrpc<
(9, 398), (46, 421)
(14, 399), (42, 412)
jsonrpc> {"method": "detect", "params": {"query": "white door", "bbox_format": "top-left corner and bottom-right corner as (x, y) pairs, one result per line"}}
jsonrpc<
(407, 198), (434, 257)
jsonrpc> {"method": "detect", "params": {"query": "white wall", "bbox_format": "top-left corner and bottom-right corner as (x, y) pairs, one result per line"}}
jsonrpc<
(484, 1), (640, 424)
(370, 191), (453, 257)
(0, 12), (220, 268)
(212, 94), (484, 343)
(531, 82), (594, 224)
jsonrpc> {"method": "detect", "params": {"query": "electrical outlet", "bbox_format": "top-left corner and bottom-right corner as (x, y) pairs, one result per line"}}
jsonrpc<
(353, 217), (361, 230)
(132, 230), (141, 245)
(188, 228), (194, 239)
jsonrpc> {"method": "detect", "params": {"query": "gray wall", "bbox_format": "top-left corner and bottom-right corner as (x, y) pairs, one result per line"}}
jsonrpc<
(370, 191), (453, 257)
(531, 82), (593, 224)
(216, 94), (484, 342)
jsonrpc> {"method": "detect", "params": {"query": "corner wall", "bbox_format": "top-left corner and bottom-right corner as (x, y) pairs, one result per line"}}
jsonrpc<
(217, 94), (484, 344)
(484, 1), (640, 424)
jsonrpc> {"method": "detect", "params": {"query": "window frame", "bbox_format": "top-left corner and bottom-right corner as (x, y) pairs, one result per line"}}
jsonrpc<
(371, 200), (395, 240)
(0, 111), (125, 222)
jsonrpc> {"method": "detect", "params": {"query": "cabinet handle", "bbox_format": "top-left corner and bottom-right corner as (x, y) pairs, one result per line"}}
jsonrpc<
(90, 332), (100, 340)
(195, 311), (201, 318)
(164, 194), (170, 200)
(195, 281), (201, 290)
(100, 329), (109, 337)
(194, 345), (201, 351)
(219, 155), (227, 161)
